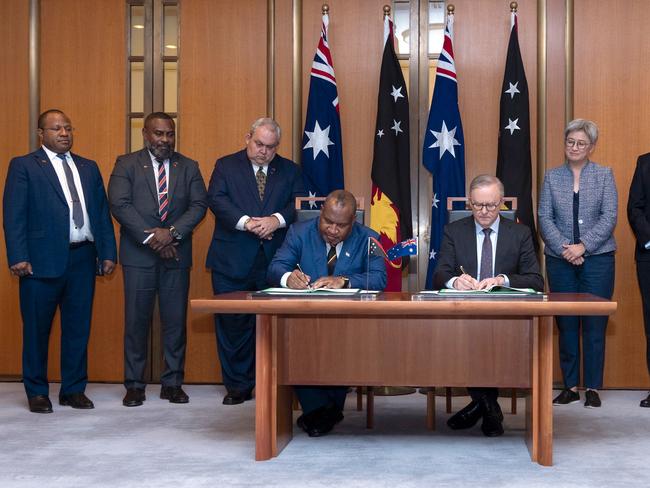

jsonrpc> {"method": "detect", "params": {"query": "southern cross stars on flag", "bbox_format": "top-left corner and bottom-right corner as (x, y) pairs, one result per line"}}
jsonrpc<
(369, 13), (412, 292)
(496, 9), (538, 248)
(422, 11), (466, 289)
(301, 10), (344, 208)
(367, 236), (417, 266)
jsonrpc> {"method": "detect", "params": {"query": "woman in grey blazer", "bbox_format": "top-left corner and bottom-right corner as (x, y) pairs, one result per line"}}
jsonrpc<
(538, 119), (617, 408)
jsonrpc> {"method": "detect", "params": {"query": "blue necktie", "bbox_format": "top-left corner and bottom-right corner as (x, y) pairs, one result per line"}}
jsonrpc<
(479, 228), (493, 281)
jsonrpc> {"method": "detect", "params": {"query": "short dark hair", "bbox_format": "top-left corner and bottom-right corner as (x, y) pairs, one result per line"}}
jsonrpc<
(325, 189), (357, 214)
(37, 109), (67, 129)
(144, 112), (174, 129)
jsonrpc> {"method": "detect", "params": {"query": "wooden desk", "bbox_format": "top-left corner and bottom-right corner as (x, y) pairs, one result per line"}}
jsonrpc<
(191, 292), (616, 466)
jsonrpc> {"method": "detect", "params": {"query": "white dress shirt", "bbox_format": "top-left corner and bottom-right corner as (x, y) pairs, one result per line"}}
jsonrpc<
(235, 163), (286, 231)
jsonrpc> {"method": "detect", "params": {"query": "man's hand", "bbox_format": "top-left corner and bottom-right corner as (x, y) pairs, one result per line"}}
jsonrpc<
(287, 269), (312, 289)
(454, 273), (479, 290)
(246, 216), (280, 240)
(562, 243), (585, 265)
(102, 260), (116, 275)
(477, 275), (505, 290)
(312, 276), (346, 289)
(158, 243), (179, 261)
(10, 261), (33, 277)
(144, 227), (174, 251)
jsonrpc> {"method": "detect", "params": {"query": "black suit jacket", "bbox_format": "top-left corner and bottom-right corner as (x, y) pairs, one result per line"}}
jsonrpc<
(433, 216), (544, 291)
(628, 153), (650, 263)
(205, 149), (304, 280)
(108, 148), (207, 268)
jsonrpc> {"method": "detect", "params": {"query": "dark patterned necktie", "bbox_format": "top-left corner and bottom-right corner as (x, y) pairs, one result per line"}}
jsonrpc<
(157, 159), (168, 222)
(256, 166), (266, 200)
(479, 228), (493, 281)
(58, 153), (84, 228)
(327, 246), (337, 276)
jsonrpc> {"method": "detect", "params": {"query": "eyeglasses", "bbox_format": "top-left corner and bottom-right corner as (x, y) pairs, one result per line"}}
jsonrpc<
(42, 126), (74, 133)
(470, 201), (500, 211)
(565, 138), (590, 150)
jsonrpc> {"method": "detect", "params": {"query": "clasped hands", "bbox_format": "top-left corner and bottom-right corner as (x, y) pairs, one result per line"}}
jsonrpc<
(144, 227), (179, 260)
(287, 269), (346, 290)
(562, 242), (585, 266)
(245, 216), (280, 240)
(454, 273), (505, 291)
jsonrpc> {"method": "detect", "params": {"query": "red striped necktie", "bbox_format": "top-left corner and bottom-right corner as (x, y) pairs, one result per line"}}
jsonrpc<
(157, 159), (168, 222)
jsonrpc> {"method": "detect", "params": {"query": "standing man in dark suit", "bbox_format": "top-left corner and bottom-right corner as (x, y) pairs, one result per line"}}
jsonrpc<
(628, 153), (650, 408)
(268, 190), (387, 436)
(206, 117), (304, 405)
(433, 175), (544, 436)
(3, 109), (117, 413)
(108, 112), (207, 407)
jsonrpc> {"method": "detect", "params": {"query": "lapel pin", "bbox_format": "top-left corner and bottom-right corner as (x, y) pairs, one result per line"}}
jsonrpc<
(345, 251), (350, 257)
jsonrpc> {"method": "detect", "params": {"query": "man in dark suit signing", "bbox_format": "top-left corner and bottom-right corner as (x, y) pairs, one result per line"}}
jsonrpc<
(206, 118), (304, 405)
(433, 174), (544, 436)
(628, 152), (650, 408)
(267, 190), (387, 436)
(108, 112), (207, 407)
(3, 109), (117, 413)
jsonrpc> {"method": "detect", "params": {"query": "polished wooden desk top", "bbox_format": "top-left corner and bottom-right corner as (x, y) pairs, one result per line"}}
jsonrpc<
(191, 292), (616, 317)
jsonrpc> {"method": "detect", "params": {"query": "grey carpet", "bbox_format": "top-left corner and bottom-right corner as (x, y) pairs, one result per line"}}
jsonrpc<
(1, 383), (649, 487)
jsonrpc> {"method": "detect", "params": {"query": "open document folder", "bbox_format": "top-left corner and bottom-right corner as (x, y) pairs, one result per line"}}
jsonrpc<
(252, 288), (380, 297)
(417, 285), (545, 300)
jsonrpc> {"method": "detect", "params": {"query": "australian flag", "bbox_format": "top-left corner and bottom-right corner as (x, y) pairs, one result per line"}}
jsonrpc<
(387, 238), (418, 261)
(496, 11), (537, 249)
(301, 11), (344, 204)
(422, 12), (466, 289)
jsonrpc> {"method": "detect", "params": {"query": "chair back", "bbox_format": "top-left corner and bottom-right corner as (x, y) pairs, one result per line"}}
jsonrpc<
(295, 196), (365, 225)
(446, 197), (518, 223)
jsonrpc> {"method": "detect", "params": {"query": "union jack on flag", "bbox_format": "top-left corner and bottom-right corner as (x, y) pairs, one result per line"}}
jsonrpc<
(386, 237), (418, 261)
(301, 11), (344, 205)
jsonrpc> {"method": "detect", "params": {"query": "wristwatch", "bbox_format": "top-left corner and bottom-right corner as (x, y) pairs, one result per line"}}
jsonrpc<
(341, 276), (350, 289)
(169, 225), (182, 241)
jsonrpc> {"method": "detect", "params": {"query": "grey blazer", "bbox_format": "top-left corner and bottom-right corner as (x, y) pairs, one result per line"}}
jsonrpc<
(538, 161), (617, 258)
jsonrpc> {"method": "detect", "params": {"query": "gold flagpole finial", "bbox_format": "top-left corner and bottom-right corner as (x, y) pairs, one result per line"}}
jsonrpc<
(322, 4), (329, 15)
(383, 5), (391, 18)
(510, 2), (518, 12)
(447, 4), (455, 15)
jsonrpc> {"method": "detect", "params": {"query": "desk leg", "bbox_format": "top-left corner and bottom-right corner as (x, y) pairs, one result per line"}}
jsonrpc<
(255, 314), (293, 460)
(526, 315), (553, 466)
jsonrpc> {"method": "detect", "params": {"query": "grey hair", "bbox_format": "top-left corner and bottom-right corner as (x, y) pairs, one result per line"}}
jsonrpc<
(249, 117), (281, 140)
(469, 174), (504, 198)
(564, 118), (598, 145)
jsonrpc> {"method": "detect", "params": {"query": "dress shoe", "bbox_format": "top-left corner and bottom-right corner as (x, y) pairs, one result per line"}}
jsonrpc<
(584, 389), (601, 408)
(59, 392), (94, 409)
(222, 390), (253, 405)
(480, 396), (504, 437)
(28, 395), (53, 414)
(297, 407), (341, 437)
(640, 392), (650, 408)
(447, 400), (484, 430)
(160, 386), (189, 404)
(553, 388), (580, 405)
(123, 388), (146, 407)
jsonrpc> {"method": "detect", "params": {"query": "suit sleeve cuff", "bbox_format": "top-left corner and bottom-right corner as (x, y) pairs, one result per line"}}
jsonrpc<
(446, 277), (457, 289)
(498, 274), (510, 287)
(645, 240), (650, 250)
(236, 215), (250, 231)
(280, 272), (291, 288)
(273, 213), (286, 228)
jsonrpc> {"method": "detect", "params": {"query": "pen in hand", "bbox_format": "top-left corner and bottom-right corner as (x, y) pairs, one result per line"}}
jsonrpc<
(296, 263), (312, 289)
(460, 265), (468, 276)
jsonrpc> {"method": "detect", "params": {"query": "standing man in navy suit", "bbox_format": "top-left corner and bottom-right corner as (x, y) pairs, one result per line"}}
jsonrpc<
(267, 190), (387, 436)
(3, 109), (117, 413)
(109, 112), (207, 407)
(206, 118), (304, 405)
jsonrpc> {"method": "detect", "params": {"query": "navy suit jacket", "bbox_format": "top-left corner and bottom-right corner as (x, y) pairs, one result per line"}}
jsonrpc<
(3, 148), (117, 278)
(432, 216), (544, 291)
(267, 218), (387, 291)
(206, 149), (304, 280)
(628, 153), (650, 263)
(108, 148), (207, 268)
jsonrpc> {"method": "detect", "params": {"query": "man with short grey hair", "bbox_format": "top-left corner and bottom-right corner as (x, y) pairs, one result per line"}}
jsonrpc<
(206, 117), (304, 405)
(433, 174), (543, 436)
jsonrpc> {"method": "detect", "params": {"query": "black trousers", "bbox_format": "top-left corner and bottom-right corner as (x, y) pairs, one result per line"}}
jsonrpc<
(637, 259), (650, 377)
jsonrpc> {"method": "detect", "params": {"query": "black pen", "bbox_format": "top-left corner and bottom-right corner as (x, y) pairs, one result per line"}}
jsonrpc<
(296, 263), (312, 290)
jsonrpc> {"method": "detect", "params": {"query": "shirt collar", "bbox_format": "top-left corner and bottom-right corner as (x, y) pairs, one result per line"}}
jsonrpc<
(474, 215), (500, 236)
(42, 145), (70, 161)
(147, 150), (169, 165)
